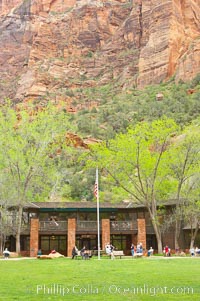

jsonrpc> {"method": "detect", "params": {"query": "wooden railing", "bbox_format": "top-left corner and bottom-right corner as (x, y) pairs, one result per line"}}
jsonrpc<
(38, 220), (140, 232)
(0, 220), (155, 235)
(76, 221), (98, 232)
(146, 225), (155, 234)
(110, 221), (136, 232)
(39, 221), (67, 232)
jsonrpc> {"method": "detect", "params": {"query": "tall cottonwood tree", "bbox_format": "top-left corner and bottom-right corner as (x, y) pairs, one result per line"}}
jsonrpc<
(183, 188), (200, 249)
(165, 121), (200, 249)
(0, 102), (71, 253)
(87, 119), (178, 253)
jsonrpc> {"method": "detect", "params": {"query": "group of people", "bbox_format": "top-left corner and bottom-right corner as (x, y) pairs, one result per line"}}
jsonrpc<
(189, 246), (200, 257)
(130, 243), (154, 257)
(71, 245), (92, 259)
(131, 243), (143, 256)
(80, 246), (91, 259)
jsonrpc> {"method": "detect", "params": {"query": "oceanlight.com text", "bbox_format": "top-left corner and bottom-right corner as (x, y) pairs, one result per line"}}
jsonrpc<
(26, 283), (194, 297)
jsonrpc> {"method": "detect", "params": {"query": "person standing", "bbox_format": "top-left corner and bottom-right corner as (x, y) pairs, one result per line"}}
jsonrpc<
(105, 243), (111, 255)
(80, 246), (86, 259)
(105, 243), (115, 259)
(72, 246), (78, 259)
(110, 244), (115, 260)
(131, 243), (135, 257)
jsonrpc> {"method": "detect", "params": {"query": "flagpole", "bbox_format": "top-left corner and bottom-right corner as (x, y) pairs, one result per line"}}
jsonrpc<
(96, 167), (101, 260)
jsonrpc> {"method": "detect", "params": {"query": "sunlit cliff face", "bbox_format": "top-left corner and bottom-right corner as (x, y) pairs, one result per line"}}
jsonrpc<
(0, 0), (199, 102)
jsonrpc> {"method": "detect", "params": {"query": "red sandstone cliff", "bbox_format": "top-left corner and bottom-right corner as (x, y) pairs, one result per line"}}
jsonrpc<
(0, 0), (199, 102)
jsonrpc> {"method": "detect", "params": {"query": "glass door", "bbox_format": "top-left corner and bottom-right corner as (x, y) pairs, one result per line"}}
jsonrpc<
(40, 235), (67, 255)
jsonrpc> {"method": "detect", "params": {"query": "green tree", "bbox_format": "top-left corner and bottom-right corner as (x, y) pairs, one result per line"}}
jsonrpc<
(165, 120), (200, 249)
(86, 118), (178, 253)
(0, 101), (71, 253)
(183, 188), (200, 249)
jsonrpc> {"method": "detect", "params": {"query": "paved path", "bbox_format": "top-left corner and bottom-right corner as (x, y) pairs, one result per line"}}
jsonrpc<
(0, 257), (36, 260)
(1, 256), (200, 260)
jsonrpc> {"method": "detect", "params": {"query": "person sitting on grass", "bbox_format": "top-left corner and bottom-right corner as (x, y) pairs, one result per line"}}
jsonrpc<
(164, 245), (171, 257)
(37, 249), (42, 257)
(147, 247), (154, 257)
(80, 246), (86, 259)
(195, 247), (200, 255)
(190, 247), (195, 257)
(3, 248), (10, 259)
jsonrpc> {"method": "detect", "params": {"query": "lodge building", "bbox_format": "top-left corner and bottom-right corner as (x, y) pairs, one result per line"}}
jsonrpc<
(2, 201), (193, 257)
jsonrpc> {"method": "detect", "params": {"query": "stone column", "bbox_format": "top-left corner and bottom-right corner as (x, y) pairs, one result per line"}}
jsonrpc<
(30, 218), (39, 257)
(137, 219), (146, 249)
(102, 219), (110, 250)
(67, 218), (76, 257)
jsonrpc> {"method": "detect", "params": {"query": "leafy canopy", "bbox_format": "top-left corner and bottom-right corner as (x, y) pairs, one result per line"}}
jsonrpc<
(0, 101), (71, 205)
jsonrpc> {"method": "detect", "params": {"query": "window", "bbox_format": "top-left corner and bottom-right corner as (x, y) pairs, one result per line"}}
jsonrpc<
(40, 235), (67, 254)
(110, 235), (129, 251)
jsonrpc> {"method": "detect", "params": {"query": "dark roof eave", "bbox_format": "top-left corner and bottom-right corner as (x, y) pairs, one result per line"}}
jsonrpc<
(24, 202), (40, 209)
(30, 201), (144, 210)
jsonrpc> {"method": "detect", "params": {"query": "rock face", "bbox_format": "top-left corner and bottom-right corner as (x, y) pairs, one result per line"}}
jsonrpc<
(0, 0), (199, 102)
(137, 0), (200, 87)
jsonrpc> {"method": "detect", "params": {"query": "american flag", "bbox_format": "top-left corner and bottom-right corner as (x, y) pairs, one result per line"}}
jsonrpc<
(94, 167), (100, 260)
(94, 180), (98, 199)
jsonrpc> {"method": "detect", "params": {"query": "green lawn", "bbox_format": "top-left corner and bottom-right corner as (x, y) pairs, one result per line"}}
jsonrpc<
(0, 257), (199, 301)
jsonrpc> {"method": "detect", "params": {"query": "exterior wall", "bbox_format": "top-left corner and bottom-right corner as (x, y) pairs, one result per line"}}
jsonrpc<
(163, 229), (175, 250)
(131, 234), (137, 246)
(137, 212), (145, 219)
(20, 250), (30, 257)
(137, 219), (146, 250)
(102, 219), (110, 250)
(30, 218), (39, 257)
(67, 218), (76, 257)
(28, 217), (147, 256)
(3, 205), (192, 255)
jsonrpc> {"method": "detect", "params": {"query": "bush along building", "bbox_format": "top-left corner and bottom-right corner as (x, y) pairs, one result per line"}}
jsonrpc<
(1, 201), (195, 257)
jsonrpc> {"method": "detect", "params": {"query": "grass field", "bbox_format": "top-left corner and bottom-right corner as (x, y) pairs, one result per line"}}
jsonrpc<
(0, 256), (200, 301)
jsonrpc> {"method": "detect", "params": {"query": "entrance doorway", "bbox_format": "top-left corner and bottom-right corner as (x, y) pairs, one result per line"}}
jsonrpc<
(40, 235), (67, 255)
(146, 235), (157, 250)
(110, 234), (131, 255)
(76, 235), (98, 250)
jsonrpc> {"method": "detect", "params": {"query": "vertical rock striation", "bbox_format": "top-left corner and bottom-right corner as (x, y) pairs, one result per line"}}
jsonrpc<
(0, 0), (199, 102)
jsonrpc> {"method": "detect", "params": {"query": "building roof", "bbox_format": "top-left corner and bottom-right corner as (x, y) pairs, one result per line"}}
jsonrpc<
(1, 198), (178, 212)
(31, 201), (143, 209)
(24, 202), (41, 208)
(31, 198), (178, 210)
